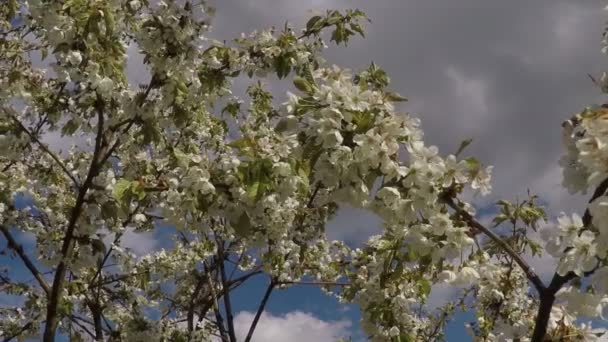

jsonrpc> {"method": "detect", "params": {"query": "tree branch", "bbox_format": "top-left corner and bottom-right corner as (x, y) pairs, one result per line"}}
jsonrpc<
(0, 225), (50, 295)
(530, 177), (608, 342)
(203, 262), (229, 342)
(244, 279), (275, 342)
(444, 197), (546, 294)
(5, 109), (80, 187)
(2, 321), (34, 342)
(216, 239), (237, 342)
(43, 98), (107, 342)
(277, 280), (351, 287)
(67, 315), (96, 340)
(187, 274), (207, 337)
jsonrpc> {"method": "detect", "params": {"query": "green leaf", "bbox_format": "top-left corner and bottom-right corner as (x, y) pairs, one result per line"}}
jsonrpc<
(275, 118), (293, 133)
(232, 212), (253, 237)
(398, 334), (414, 342)
(175, 80), (188, 94)
(419, 278), (432, 297)
(222, 101), (241, 117)
(349, 22), (365, 37)
(0, 122), (13, 135)
(52, 42), (71, 54)
(306, 16), (324, 32)
(139, 270), (151, 290)
(101, 202), (118, 219)
(131, 181), (146, 201)
(91, 238), (107, 256)
(246, 180), (260, 200)
(58, 300), (73, 316)
(293, 76), (313, 94)
(274, 55), (291, 79)
(7, 0), (18, 18)
(102, 7), (115, 37)
(528, 239), (543, 257)
(112, 179), (132, 202)
(331, 23), (348, 45)
(384, 92), (408, 102)
(228, 137), (254, 150)
(464, 157), (480, 169)
(140, 121), (160, 144)
(172, 148), (189, 168)
(352, 111), (374, 133)
(296, 160), (311, 180)
(196, 191), (211, 212)
(455, 138), (473, 157)
(492, 213), (508, 227)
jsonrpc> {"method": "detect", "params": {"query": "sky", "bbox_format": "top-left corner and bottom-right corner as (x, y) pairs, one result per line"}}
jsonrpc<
(3, 0), (608, 341)
(208, 0), (608, 340)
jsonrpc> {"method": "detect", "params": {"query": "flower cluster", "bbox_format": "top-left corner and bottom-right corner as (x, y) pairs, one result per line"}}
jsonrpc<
(4, 0), (608, 340)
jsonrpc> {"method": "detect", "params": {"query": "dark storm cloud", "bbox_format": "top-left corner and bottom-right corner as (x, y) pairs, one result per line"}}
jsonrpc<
(206, 1), (608, 239)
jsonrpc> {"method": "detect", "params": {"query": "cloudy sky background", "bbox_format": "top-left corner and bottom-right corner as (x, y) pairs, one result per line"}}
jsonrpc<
(4, 1), (608, 341)
(205, 0), (608, 340)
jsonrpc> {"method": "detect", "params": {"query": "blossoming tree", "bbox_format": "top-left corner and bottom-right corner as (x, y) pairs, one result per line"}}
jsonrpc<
(1, 0), (608, 341)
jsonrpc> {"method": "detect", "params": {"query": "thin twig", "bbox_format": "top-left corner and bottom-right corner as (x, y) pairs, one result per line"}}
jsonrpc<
(277, 280), (351, 287)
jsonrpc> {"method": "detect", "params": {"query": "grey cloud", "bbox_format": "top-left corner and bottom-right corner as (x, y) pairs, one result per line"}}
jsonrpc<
(208, 1), (607, 222)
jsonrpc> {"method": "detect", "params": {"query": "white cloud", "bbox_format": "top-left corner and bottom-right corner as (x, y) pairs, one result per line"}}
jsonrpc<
(427, 283), (462, 310)
(126, 42), (151, 87)
(232, 311), (352, 342)
(119, 227), (160, 256)
(102, 227), (160, 257)
(326, 204), (381, 244)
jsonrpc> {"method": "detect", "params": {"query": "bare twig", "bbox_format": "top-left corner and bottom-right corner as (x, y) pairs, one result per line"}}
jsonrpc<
(277, 280), (351, 287)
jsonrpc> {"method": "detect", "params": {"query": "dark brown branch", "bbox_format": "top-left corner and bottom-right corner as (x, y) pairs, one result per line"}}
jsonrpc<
(43, 98), (107, 342)
(89, 291), (103, 341)
(187, 275), (207, 336)
(277, 280), (351, 287)
(0, 225), (50, 294)
(67, 315), (96, 340)
(5, 109), (80, 187)
(530, 177), (608, 342)
(203, 262), (229, 342)
(43, 74), (160, 341)
(87, 205), (141, 291)
(217, 240), (237, 342)
(444, 197), (546, 294)
(2, 321), (34, 342)
(244, 279), (275, 342)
